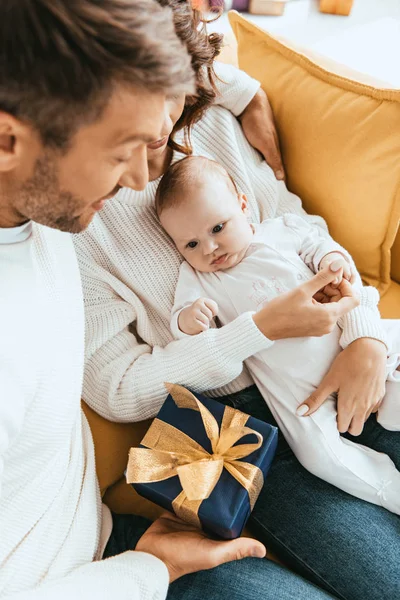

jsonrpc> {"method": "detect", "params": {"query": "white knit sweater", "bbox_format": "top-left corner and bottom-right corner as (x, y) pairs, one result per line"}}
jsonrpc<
(74, 63), (385, 425)
(0, 224), (168, 599)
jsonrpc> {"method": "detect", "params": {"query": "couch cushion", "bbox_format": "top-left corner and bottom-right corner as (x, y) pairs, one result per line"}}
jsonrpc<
(379, 280), (400, 319)
(229, 11), (400, 296)
(391, 230), (400, 285)
(103, 476), (163, 520)
(82, 402), (152, 496)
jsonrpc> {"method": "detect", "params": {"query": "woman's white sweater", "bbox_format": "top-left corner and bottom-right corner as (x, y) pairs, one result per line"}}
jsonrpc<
(74, 63), (384, 425)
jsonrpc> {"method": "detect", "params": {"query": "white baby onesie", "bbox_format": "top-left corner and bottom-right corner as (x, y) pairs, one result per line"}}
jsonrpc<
(171, 214), (400, 514)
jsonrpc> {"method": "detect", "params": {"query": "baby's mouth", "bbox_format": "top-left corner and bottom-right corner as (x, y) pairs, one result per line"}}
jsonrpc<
(211, 253), (228, 266)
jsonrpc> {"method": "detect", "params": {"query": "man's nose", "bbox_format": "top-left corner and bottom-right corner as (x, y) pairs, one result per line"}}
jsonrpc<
(118, 147), (149, 191)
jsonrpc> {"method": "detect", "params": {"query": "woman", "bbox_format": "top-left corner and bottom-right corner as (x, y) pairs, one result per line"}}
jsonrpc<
(74, 2), (400, 599)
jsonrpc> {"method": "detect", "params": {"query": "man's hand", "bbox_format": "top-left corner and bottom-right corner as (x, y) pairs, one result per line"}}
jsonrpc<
(238, 88), (285, 180)
(135, 512), (266, 583)
(253, 267), (359, 341)
(297, 338), (388, 435)
(178, 298), (218, 335)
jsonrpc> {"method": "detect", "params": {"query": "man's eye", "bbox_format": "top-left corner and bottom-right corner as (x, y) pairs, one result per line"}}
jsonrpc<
(212, 223), (224, 234)
(187, 241), (198, 249)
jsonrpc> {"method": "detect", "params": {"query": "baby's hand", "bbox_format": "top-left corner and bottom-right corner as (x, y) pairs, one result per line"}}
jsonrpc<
(319, 252), (356, 285)
(178, 298), (219, 335)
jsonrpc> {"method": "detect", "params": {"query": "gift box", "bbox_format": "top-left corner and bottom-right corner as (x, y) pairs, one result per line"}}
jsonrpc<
(126, 383), (278, 539)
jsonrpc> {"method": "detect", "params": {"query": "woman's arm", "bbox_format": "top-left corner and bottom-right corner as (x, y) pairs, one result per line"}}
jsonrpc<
(79, 254), (358, 423)
(212, 63), (284, 179)
(80, 261), (272, 423)
(212, 61), (260, 117)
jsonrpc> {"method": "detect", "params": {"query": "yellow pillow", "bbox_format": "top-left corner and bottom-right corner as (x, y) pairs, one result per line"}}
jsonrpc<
(229, 11), (400, 294)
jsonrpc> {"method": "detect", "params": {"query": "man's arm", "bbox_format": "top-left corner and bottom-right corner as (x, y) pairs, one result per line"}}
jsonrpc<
(3, 513), (267, 600)
(3, 552), (169, 600)
(0, 367), (29, 499)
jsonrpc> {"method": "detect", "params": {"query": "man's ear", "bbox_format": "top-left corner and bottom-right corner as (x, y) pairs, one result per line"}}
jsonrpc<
(0, 112), (32, 172)
(240, 193), (248, 213)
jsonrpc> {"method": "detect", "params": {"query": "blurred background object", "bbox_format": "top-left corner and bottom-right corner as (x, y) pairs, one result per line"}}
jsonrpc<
(206, 1), (400, 88)
(249, 0), (287, 16)
(319, 0), (353, 16)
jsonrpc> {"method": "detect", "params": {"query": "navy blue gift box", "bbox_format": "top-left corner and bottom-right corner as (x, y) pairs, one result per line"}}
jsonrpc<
(127, 384), (278, 539)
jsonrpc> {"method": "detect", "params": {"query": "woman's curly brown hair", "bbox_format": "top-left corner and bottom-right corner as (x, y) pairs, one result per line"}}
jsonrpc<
(156, 0), (223, 154)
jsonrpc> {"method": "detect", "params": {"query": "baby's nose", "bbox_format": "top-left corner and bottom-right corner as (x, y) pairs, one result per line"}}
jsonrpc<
(204, 239), (218, 255)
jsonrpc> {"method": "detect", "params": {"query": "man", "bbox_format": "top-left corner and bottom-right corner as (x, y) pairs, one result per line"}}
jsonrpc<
(0, 1), (357, 599)
(0, 1), (270, 598)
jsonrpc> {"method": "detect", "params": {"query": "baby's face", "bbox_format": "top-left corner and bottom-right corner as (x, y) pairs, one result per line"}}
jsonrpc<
(159, 175), (254, 273)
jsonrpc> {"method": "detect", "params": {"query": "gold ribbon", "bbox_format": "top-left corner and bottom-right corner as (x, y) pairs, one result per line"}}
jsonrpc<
(126, 383), (264, 528)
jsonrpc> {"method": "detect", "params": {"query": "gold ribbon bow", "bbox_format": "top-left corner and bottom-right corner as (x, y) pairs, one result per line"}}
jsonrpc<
(126, 383), (264, 528)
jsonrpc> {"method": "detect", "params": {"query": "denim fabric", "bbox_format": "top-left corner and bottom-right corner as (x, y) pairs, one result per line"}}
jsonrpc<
(104, 385), (400, 600)
(103, 514), (150, 559)
(104, 512), (335, 599)
(218, 385), (400, 600)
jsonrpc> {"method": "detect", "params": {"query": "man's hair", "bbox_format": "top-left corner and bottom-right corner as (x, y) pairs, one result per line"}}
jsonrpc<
(0, 0), (194, 148)
(155, 155), (239, 216)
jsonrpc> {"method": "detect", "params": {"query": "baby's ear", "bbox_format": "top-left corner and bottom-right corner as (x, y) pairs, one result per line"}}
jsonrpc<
(240, 193), (248, 213)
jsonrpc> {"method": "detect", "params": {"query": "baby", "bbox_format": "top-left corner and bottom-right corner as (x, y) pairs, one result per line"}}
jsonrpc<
(156, 155), (400, 515)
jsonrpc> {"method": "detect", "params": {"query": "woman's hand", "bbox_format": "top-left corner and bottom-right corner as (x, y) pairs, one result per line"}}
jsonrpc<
(135, 512), (266, 583)
(297, 338), (388, 435)
(238, 88), (285, 181)
(253, 267), (359, 341)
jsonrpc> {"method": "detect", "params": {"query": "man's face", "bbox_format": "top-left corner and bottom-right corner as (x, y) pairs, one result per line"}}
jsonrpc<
(12, 85), (166, 233)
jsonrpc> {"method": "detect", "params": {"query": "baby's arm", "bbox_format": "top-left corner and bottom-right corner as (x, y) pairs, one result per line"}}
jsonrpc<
(171, 263), (218, 338)
(283, 213), (354, 277)
(178, 298), (219, 336)
(319, 252), (356, 285)
(284, 214), (387, 349)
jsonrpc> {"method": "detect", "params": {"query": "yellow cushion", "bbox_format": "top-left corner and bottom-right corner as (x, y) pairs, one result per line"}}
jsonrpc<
(218, 30), (238, 67)
(82, 402), (152, 496)
(86, 16), (400, 523)
(379, 281), (400, 319)
(103, 476), (163, 520)
(229, 11), (400, 296)
(391, 230), (400, 285)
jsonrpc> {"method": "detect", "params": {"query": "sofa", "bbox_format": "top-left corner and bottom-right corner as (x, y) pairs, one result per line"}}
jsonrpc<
(83, 12), (400, 555)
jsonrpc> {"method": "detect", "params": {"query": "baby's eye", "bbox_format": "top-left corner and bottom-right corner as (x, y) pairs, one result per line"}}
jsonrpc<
(187, 241), (198, 249)
(212, 223), (224, 234)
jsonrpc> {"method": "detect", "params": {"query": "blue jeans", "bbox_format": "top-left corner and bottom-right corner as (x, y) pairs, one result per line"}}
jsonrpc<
(219, 385), (400, 600)
(104, 513), (335, 599)
(104, 386), (400, 600)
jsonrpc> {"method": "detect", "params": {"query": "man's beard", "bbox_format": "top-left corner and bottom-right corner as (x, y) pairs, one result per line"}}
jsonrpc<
(18, 154), (89, 234)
